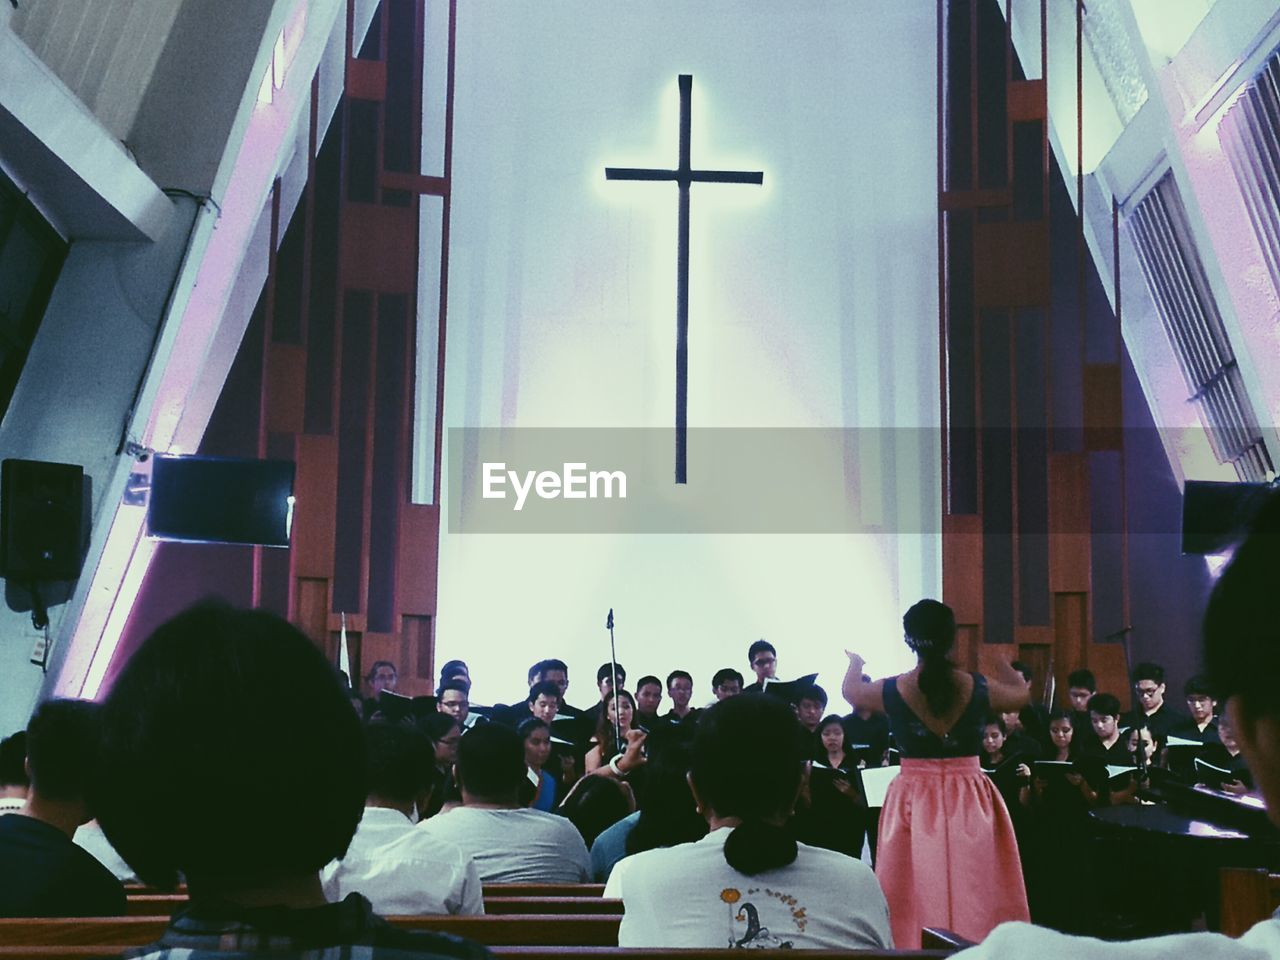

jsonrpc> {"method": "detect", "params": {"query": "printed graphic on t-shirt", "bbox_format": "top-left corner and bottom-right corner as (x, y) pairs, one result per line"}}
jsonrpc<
(719, 886), (806, 948)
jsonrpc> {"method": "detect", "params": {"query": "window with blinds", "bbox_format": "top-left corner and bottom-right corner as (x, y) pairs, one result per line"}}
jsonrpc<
(1125, 172), (1273, 482)
(1218, 49), (1280, 306)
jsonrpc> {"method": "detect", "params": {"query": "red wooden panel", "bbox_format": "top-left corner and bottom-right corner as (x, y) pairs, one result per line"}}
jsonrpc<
(943, 513), (983, 624)
(1047, 454), (1089, 591)
(265, 343), (307, 434)
(974, 221), (1049, 307)
(346, 58), (387, 101)
(396, 503), (439, 615)
(954, 624), (980, 672)
(938, 188), (1013, 210)
(1087, 642), (1129, 704)
(1052, 592), (1087, 706)
(404, 613), (433, 685)
(1008, 80), (1046, 122)
(1083, 363), (1122, 450)
(341, 204), (418, 292)
(294, 577), (329, 647)
(292, 434), (339, 578)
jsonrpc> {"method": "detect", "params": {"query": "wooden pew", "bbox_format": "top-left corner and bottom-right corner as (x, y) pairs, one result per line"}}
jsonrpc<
(0, 948), (955, 960)
(0, 915), (624, 947)
(483, 884), (606, 897)
(123, 895), (623, 918)
(1219, 866), (1280, 937)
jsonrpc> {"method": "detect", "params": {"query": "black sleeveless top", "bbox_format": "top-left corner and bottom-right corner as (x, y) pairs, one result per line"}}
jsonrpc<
(883, 672), (990, 758)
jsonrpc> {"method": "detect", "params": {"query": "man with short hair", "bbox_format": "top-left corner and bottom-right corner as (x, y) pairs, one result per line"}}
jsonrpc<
(747, 639), (777, 691)
(1170, 675), (1219, 744)
(417, 724), (589, 883)
(322, 723), (482, 915)
(1084, 693), (1128, 762)
(0, 731), (28, 815)
(580, 663), (627, 738)
(0, 700), (125, 917)
(437, 679), (478, 730)
(1065, 668), (1099, 751)
(664, 670), (697, 722)
(1126, 662), (1187, 746)
(711, 668), (743, 702)
(93, 602), (487, 960)
(634, 676), (664, 728)
(525, 681), (561, 724)
(366, 661), (399, 698)
(796, 684), (828, 733)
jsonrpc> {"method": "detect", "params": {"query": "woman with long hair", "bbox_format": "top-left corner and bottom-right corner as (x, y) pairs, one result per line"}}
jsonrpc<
(603, 694), (892, 949)
(584, 690), (644, 776)
(843, 598), (1031, 947)
(517, 717), (557, 811)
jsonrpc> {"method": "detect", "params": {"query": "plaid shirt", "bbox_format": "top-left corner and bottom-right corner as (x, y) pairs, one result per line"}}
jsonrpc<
(121, 893), (492, 960)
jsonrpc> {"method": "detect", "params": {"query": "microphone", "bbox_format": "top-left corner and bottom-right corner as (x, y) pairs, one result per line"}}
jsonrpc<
(1102, 625), (1133, 641)
(606, 609), (614, 630)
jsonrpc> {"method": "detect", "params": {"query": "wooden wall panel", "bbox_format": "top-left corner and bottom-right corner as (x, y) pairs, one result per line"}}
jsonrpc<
(1083, 363), (1122, 450)
(292, 435), (339, 578)
(265, 343), (307, 434)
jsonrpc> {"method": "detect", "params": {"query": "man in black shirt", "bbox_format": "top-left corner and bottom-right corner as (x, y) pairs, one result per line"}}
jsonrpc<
(1126, 661), (1188, 747)
(0, 699), (125, 917)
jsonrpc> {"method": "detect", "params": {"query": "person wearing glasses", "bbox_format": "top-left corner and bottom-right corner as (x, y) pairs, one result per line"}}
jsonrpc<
(746, 640), (778, 692)
(1125, 662), (1187, 748)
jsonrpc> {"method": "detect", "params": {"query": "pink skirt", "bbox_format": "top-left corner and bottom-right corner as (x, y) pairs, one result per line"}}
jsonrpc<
(875, 756), (1030, 948)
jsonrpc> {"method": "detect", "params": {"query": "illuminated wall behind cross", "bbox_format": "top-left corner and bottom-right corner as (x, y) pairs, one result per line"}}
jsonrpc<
(434, 1), (941, 703)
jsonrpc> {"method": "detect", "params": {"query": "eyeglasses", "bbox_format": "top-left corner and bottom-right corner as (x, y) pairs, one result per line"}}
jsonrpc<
(1135, 685), (1161, 698)
(752, 657), (776, 668)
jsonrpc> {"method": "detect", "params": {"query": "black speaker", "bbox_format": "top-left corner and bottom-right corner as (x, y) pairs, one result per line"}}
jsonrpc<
(0, 459), (85, 581)
(1181, 479), (1271, 555)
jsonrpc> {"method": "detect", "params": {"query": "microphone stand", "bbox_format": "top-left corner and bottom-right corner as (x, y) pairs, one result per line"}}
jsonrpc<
(607, 609), (622, 755)
(1110, 625), (1150, 791)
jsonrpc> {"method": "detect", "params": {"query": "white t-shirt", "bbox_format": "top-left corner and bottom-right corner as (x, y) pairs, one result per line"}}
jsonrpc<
(956, 919), (1280, 960)
(416, 806), (590, 883)
(604, 827), (893, 949)
(0, 797), (25, 815)
(322, 806), (483, 915)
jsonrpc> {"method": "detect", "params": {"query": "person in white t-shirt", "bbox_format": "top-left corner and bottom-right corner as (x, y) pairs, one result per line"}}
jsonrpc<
(323, 722), (482, 915)
(605, 694), (893, 949)
(417, 722), (589, 883)
(959, 491), (1280, 960)
(0, 731), (27, 815)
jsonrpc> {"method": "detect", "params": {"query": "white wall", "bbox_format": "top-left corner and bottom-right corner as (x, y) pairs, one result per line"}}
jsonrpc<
(435, 1), (942, 707)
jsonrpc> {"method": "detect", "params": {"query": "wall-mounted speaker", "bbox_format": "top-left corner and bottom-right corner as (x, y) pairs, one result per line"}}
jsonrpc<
(1181, 479), (1271, 555)
(0, 459), (85, 581)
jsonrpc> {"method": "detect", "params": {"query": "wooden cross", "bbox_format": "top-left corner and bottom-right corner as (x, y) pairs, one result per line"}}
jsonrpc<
(606, 74), (763, 484)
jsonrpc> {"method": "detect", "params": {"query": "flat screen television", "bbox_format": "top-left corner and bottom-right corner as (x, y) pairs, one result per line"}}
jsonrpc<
(147, 455), (295, 547)
(1180, 479), (1270, 555)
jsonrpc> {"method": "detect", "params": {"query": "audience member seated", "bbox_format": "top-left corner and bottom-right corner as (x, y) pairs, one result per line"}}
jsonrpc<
(417, 722), (589, 883)
(0, 699), (125, 917)
(604, 693), (893, 949)
(74, 820), (139, 884)
(711, 667), (744, 702)
(955, 491), (1280, 958)
(0, 730), (28, 814)
(419, 713), (463, 818)
(516, 717), (558, 811)
(322, 722), (482, 915)
(557, 774), (634, 847)
(93, 603), (487, 960)
(590, 741), (706, 882)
